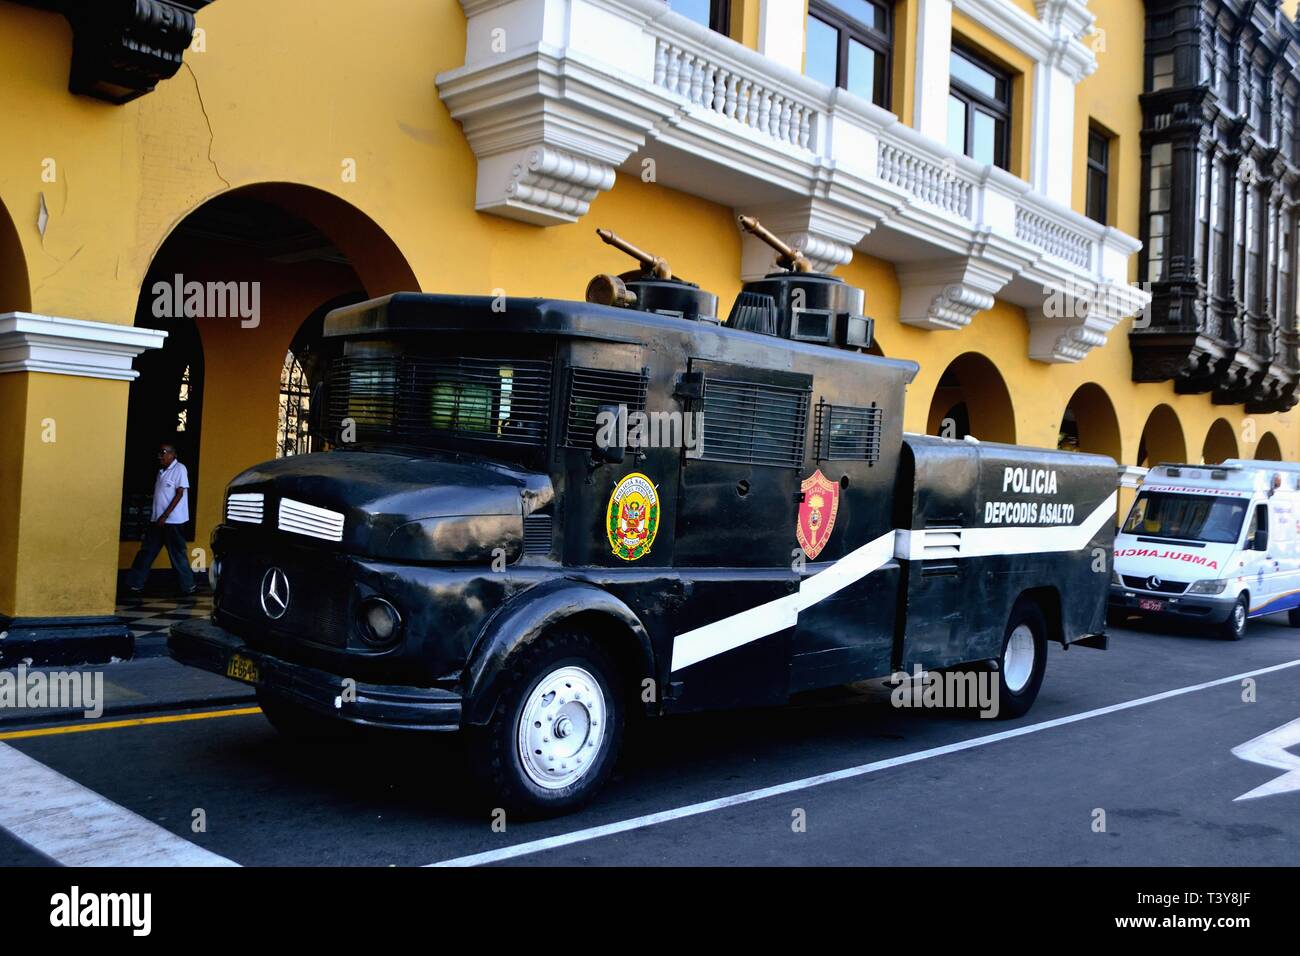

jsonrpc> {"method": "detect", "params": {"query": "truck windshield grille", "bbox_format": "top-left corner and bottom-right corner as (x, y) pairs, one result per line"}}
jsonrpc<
(325, 355), (552, 447)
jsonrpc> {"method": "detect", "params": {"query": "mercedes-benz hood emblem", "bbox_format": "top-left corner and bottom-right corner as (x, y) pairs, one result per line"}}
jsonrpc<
(260, 567), (290, 619)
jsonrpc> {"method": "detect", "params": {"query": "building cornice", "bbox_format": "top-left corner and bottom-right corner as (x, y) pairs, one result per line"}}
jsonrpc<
(0, 313), (167, 381)
(439, 0), (1147, 363)
(955, 0), (1097, 82)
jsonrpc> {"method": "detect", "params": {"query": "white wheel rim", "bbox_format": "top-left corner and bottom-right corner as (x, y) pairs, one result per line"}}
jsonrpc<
(517, 665), (606, 790)
(1234, 602), (1246, 629)
(1003, 625), (1036, 693)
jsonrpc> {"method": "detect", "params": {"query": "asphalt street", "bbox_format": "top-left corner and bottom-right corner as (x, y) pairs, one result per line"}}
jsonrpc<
(2, 614), (1299, 866)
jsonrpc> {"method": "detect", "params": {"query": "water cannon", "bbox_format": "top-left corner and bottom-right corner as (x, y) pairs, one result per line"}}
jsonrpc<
(727, 215), (873, 350)
(586, 228), (718, 322)
(737, 215), (813, 273)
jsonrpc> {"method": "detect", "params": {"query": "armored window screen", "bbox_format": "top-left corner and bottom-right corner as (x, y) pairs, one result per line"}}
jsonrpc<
(326, 355), (551, 447)
(563, 367), (650, 449)
(814, 400), (882, 462)
(699, 377), (809, 467)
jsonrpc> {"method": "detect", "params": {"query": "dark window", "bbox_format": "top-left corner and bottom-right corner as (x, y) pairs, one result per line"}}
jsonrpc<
(1146, 141), (1172, 282)
(562, 366), (649, 451)
(814, 400), (883, 463)
(803, 0), (891, 109)
(1086, 128), (1110, 224)
(1150, 52), (1175, 92)
(325, 353), (553, 450)
(1245, 503), (1268, 549)
(946, 44), (1011, 169)
(699, 377), (810, 467)
(671, 0), (730, 33)
(1215, 33), (1231, 101)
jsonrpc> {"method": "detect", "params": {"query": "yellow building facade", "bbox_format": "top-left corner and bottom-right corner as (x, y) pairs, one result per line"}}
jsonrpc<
(1, 0), (1298, 643)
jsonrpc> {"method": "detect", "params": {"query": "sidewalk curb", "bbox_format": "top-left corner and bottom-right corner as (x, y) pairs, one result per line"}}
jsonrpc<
(0, 616), (133, 667)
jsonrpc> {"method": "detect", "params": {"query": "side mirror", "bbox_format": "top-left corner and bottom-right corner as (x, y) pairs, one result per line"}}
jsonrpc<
(1254, 529), (1269, 552)
(592, 403), (626, 464)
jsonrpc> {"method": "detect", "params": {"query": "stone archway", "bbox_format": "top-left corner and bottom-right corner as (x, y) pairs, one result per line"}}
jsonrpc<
(1057, 382), (1122, 459)
(1201, 418), (1238, 464)
(926, 351), (1016, 444)
(1255, 431), (1282, 461)
(119, 184), (418, 589)
(1136, 404), (1187, 467)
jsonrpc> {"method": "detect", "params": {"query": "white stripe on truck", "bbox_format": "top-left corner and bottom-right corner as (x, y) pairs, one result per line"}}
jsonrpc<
(669, 492), (1117, 673)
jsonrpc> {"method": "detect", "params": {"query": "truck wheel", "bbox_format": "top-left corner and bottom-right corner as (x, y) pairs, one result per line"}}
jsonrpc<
(1289, 607), (1300, 628)
(993, 600), (1048, 720)
(465, 631), (624, 819)
(1219, 594), (1248, 641)
(1105, 608), (1128, 629)
(256, 688), (351, 742)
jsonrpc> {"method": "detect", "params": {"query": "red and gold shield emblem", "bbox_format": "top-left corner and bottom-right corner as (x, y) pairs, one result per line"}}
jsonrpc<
(796, 469), (839, 560)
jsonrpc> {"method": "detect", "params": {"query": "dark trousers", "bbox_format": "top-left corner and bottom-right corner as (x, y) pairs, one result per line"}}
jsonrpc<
(126, 523), (195, 592)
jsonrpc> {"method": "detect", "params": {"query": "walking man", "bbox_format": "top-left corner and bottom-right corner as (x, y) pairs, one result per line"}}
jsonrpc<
(125, 442), (196, 595)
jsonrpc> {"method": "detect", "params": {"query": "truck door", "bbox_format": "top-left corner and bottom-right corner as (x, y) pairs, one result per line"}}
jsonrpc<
(1243, 502), (1277, 614)
(666, 358), (810, 711)
(1267, 493), (1300, 615)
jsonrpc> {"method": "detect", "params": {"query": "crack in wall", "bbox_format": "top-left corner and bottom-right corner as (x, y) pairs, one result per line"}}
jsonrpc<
(183, 61), (230, 190)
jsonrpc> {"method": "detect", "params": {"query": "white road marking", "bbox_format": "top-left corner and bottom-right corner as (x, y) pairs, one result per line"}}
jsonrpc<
(0, 742), (239, 866)
(1231, 717), (1300, 801)
(429, 657), (1300, 867)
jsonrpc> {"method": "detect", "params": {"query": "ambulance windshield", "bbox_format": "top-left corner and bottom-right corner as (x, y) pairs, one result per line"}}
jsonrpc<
(1122, 492), (1248, 545)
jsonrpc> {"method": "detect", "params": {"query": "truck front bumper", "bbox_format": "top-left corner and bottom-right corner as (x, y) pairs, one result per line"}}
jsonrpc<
(1108, 586), (1237, 624)
(168, 618), (463, 731)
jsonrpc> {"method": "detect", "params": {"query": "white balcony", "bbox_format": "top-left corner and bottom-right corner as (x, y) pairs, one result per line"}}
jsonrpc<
(436, 0), (1148, 363)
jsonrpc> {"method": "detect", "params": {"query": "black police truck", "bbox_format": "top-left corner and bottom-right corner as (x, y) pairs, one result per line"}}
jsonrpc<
(169, 220), (1117, 816)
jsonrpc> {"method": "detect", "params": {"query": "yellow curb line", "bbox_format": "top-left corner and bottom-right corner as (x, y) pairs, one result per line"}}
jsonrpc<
(0, 706), (263, 740)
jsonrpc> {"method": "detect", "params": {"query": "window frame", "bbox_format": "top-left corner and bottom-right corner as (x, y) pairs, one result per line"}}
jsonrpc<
(673, 0), (731, 34)
(1085, 126), (1110, 225)
(947, 42), (1012, 170)
(1144, 140), (1174, 284)
(805, 0), (893, 110)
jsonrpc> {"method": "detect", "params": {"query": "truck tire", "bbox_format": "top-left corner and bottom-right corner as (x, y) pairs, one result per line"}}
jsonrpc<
(1289, 607), (1300, 628)
(465, 630), (625, 819)
(1105, 608), (1128, 629)
(993, 600), (1048, 720)
(1218, 594), (1248, 641)
(256, 688), (352, 742)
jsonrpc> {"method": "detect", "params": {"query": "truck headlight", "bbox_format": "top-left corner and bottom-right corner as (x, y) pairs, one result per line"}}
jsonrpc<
(357, 597), (402, 647)
(1186, 579), (1228, 595)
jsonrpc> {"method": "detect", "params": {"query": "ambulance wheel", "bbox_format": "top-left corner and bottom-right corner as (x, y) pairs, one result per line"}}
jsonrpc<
(993, 600), (1048, 720)
(256, 688), (351, 742)
(1106, 608), (1128, 629)
(1218, 594), (1248, 641)
(1289, 608), (1300, 628)
(465, 630), (624, 819)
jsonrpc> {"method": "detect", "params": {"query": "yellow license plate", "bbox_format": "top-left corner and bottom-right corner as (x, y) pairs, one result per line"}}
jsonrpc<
(226, 653), (260, 684)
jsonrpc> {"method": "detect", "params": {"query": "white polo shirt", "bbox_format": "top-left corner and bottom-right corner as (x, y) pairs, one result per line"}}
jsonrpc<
(152, 459), (190, 524)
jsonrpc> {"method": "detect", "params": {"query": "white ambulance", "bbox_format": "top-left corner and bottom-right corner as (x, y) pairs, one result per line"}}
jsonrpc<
(1110, 461), (1300, 640)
